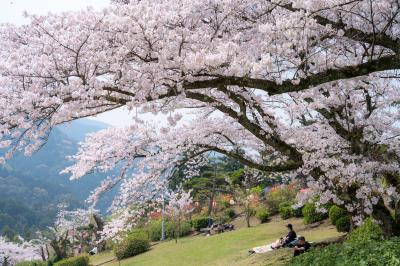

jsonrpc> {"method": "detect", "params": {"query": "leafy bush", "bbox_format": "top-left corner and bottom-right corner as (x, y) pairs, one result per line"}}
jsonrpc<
(292, 206), (303, 218)
(53, 255), (89, 266)
(191, 216), (210, 231)
(329, 205), (347, 225)
(256, 208), (270, 223)
(146, 219), (191, 241)
(146, 220), (163, 241)
(16, 261), (47, 266)
(279, 202), (293, 219)
(114, 231), (150, 260)
(224, 208), (236, 219)
(220, 200), (231, 209)
(302, 202), (328, 224)
(335, 216), (351, 232)
(265, 185), (297, 214)
(167, 220), (191, 239)
(347, 217), (383, 243)
(250, 186), (263, 195)
(289, 238), (400, 266)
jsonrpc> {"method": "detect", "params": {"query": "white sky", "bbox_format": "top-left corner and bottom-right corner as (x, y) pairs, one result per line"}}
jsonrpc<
(0, 0), (142, 127)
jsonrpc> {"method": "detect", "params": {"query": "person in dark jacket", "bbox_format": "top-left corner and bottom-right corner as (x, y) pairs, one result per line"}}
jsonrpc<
(293, 236), (311, 256)
(271, 224), (297, 249)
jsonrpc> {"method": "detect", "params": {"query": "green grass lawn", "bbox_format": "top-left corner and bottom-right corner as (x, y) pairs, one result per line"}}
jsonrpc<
(90, 217), (343, 266)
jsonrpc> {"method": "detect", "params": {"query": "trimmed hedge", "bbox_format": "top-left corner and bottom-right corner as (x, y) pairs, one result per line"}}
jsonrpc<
(302, 202), (328, 224)
(53, 255), (89, 266)
(191, 217), (210, 231)
(335, 216), (351, 232)
(256, 208), (270, 223)
(289, 238), (400, 266)
(347, 217), (383, 243)
(114, 231), (150, 260)
(328, 205), (347, 225)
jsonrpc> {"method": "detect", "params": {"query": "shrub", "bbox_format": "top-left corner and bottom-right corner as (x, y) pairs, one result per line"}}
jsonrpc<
(256, 208), (270, 223)
(224, 208), (236, 219)
(347, 217), (383, 243)
(302, 202), (328, 224)
(146, 219), (191, 241)
(220, 200), (231, 209)
(53, 255), (89, 266)
(279, 202), (293, 219)
(166, 220), (191, 239)
(292, 206), (303, 218)
(289, 238), (400, 266)
(250, 186), (263, 195)
(191, 216), (210, 231)
(114, 231), (150, 260)
(329, 205), (347, 225)
(265, 185), (297, 215)
(16, 261), (47, 266)
(336, 216), (351, 232)
(146, 219), (163, 241)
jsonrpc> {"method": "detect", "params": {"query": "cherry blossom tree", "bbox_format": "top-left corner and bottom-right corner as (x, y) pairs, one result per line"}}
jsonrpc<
(1, 0), (400, 233)
(48, 206), (96, 259)
(166, 187), (194, 243)
(0, 237), (42, 265)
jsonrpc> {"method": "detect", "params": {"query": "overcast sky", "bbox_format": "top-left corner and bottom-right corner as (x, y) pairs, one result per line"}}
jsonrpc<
(0, 0), (138, 127)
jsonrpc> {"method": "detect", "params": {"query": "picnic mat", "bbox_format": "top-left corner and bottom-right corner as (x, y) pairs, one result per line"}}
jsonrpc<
(251, 243), (274, 254)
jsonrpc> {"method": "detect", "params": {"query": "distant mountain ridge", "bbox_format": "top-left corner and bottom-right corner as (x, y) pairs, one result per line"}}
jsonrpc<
(0, 118), (117, 237)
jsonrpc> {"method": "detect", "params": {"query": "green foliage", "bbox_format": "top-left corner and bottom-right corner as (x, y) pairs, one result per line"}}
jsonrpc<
(292, 206), (303, 218)
(302, 202), (328, 224)
(328, 205), (347, 225)
(265, 186), (297, 214)
(279, 202), (293, 220)
(146, 220), (191, 242)
(250, 186), (263, 195)
(228, 168), (245, 186)
(171, 157), (237, 200)
(289, 238), (400, 266)
(256, 208), (270, 223)
(166, 220), (191, 239)
(191, 217), (210, 231)
(114, 231), (150, 260)
(220, 201), (231, 209)
(146, 220), (164, 242)
(335, 216), (351, 232)
(53, 255), (89, 266)
(347, 217), (383, 243)
(16, 261), (47, 266)
(224, 208), (236, 219)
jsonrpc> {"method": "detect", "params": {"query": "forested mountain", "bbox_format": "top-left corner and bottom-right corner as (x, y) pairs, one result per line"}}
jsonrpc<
(0, 119), (116, 238)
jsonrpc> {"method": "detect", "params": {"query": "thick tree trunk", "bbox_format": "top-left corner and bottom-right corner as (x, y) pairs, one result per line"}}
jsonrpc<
(372, 199), (397, 237)
(393, 201), (400, 236)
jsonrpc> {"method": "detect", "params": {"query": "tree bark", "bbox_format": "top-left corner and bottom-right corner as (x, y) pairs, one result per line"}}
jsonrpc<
(372, 199), (396, 236)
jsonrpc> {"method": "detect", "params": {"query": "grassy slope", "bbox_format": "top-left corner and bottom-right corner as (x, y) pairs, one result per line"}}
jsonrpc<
(90, 217), (343, 266)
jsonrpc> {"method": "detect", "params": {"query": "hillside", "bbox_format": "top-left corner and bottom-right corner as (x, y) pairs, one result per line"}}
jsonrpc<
(90, 217), (343, 266)
(0, 119), (117, 237)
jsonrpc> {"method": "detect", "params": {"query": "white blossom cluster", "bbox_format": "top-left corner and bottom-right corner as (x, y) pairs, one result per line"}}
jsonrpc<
(0, 237), (42, 265)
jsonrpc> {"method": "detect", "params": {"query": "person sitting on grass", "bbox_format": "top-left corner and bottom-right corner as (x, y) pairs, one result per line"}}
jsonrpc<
(293, 236), (311, 257)
(271, 224), (297, 249)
